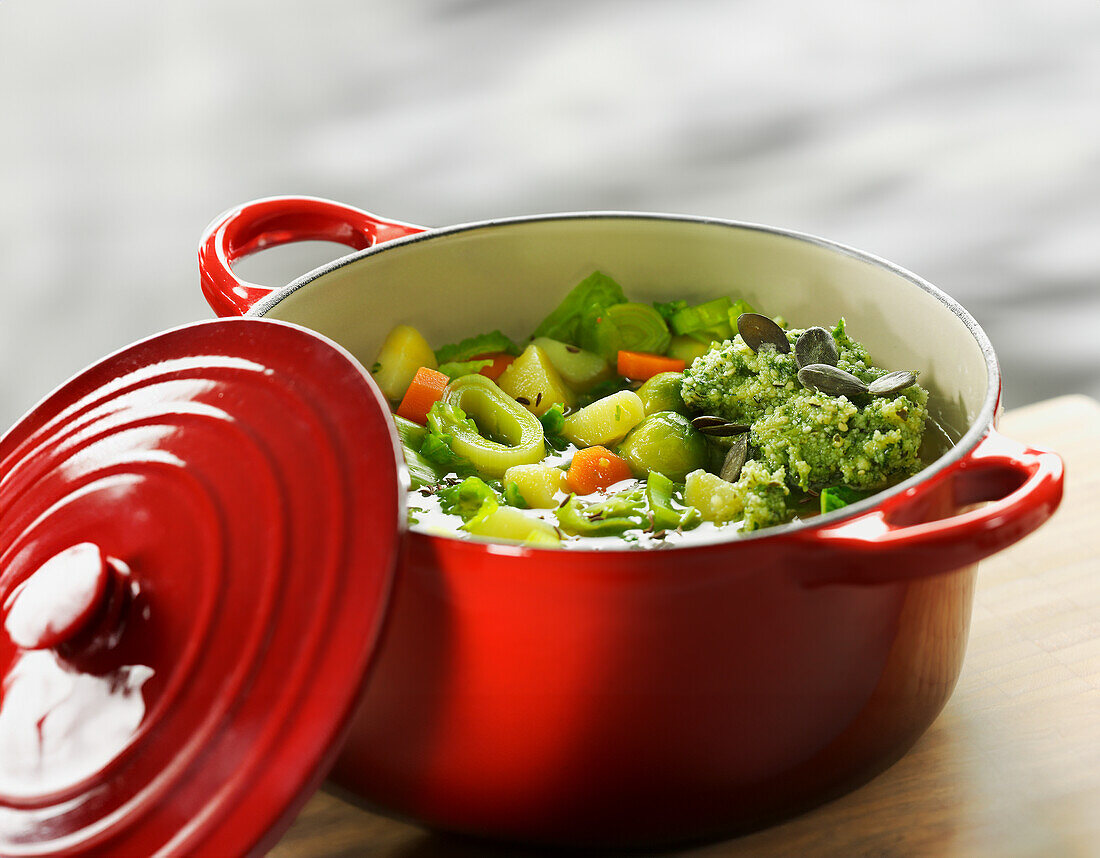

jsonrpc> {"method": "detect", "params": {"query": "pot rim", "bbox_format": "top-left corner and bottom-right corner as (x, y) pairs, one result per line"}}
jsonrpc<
(248, 210), (1001, 551)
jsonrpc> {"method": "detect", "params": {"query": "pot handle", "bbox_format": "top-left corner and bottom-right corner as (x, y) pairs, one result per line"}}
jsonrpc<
(198, 196), (426, 316)
(799, 428), (1063, 585)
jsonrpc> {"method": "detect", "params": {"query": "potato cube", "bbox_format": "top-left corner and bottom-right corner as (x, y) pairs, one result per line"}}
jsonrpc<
(497, 344), (575, 416)
(561, 390), (645, 448)
(503, 464), (567, 508)
(371, 325), (438, 402)
(684, 469), (744, 524)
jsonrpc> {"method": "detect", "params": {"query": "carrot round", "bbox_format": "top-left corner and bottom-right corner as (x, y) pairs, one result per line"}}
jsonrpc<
(617, 350), (686, 381)
(471, 352), (515, 381)
(396, 366), (449, 424)
(566, 446), (634, 495)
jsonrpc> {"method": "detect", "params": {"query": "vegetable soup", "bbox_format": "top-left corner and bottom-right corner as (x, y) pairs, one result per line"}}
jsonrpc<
(372, 272), (934, 548)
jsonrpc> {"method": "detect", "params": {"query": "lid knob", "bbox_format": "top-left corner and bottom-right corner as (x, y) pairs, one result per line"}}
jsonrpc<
(3, 543), (112, 651)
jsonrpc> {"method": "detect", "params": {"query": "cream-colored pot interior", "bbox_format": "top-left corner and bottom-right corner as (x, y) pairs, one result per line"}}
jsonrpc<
(255, 214), (997, 495)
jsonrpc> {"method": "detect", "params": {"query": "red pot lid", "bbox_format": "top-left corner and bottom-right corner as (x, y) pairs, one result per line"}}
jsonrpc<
(0, 319), (402, 856)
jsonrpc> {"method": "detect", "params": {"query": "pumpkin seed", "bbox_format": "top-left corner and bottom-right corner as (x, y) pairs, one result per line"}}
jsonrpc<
(719, 434), (748, 483)
(737, 313), (790, 354)
(691, 415), (751, 436)
(868, 370), (917, 397)
(797, 364), (869, 398)
(697, 422), (751, 437)
(795, 327), (838, 369)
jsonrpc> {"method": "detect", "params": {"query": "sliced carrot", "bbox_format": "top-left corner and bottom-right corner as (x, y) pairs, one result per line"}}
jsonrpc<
(396, 366), (449, 425)
(566, 446), (634, 495)
(616, 350), (686, 381)
(471, 352), (516, 381)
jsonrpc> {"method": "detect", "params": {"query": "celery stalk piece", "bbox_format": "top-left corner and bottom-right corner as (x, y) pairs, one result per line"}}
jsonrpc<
(645, 471), (701, 531)
(669, 298), (733, 338)
(555, 487), (650, 536)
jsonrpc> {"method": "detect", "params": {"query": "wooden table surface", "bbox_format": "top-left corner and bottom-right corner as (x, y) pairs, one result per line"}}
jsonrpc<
(272, 395), (1100, 858)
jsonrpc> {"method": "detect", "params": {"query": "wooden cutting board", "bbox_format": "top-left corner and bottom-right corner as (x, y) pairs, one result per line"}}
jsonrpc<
(272, 395), (1100, 858)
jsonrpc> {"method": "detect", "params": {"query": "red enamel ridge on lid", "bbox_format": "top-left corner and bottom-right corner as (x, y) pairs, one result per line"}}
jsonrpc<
(3, 542), (109, 651)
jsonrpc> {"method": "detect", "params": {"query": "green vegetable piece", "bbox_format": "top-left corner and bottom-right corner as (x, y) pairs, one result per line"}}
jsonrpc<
(418, 422), (476, 477)
(503, 481), (529, 509)
(653, 300), (688, 323)
(394, 415), (455, 487)
(669, 297), (734, 341)
(820, 485), (873, 514)
(636, 372), (687, 415)
(398, 418), (444, 488)
(579, 302), (671, 361)
(530, 337), (612, 392)
(531, 271), (627, 344)
(727, 299), (756, 329)
(437, 476), (501, 523)
(437, 358), (494, 379)
(666, 335), (710, 365)
(539, 403), (570, 451)
(465, 506), (560, 545)
(394, 414), (428, 449)
(555, 485), (649, 536)
(561, 390), (646, 448)
(402, 448), (443, 490)
(645, 471), (701, 532)
(435, 330), (520, 364)
(617, 411), (708, 482)
(430, 374), (545, 478)
(576, 376), (634, 408)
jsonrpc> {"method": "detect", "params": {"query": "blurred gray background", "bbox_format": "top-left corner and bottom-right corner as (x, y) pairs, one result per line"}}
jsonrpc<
(1, 0), (1097, 431)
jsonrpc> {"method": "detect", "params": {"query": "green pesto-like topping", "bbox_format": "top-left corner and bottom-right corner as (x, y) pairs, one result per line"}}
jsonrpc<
(680, 318), (928, 520)
(751, 387), (927, 491)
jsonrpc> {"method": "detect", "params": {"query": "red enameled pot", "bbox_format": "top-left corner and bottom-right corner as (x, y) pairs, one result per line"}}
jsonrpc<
(0, 197), (1063, 855)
